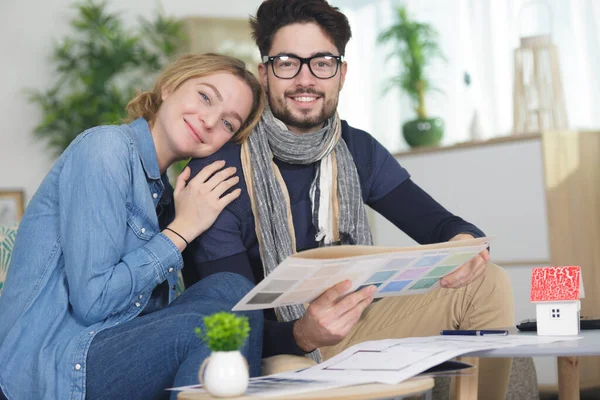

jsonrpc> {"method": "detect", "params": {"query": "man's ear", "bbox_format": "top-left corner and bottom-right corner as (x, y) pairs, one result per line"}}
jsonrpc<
(339, 61), (348, 91)
(258, 63), (268, 88)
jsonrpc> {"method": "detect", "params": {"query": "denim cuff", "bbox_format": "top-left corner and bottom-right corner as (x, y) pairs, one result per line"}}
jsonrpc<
(144, 233), (184, 283)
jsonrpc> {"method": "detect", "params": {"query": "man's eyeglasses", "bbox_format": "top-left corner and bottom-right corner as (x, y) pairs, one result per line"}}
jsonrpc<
(262, 54), (344, 79)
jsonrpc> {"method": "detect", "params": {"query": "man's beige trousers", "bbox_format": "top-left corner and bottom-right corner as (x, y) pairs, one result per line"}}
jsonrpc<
(262, 263), (515, 400)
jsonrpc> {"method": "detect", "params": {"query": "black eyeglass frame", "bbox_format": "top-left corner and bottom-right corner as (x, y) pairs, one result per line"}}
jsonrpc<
(262, 54), (345, 79)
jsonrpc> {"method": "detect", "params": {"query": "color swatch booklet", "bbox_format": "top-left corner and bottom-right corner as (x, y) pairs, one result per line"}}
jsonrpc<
(233, 236), (493, 311)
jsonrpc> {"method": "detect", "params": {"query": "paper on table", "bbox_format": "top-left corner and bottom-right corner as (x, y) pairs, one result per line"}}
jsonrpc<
(169, 335), (581, 397)
(233, 237), (494, 311)
(277, 335), (582, 385)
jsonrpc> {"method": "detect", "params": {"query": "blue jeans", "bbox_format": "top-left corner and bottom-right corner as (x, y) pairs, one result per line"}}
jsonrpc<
(85, 272), (263, 400)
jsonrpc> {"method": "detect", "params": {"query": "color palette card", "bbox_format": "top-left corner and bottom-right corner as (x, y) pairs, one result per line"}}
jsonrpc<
(232, 236), (494, 311)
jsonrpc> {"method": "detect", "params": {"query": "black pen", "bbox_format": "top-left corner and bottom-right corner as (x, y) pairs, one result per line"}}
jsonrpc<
(440, 329), (509, 336)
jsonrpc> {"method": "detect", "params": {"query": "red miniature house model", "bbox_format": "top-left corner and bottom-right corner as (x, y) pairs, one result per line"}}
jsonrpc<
(530, 266), (583, 336)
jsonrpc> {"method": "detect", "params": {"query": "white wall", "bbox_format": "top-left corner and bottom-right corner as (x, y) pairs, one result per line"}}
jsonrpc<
(0, 0), (263, 205)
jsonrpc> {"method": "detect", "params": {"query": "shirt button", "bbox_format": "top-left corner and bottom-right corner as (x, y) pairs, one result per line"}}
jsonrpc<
(75, 364), (82, 371)
(89, 331), (94, 335)
(141, 228), (146, 234)
(168, 267), (174, 273)
(138, 294), (143, 299)
(153, 193), (158, 199)
(135, 302), (141, 307)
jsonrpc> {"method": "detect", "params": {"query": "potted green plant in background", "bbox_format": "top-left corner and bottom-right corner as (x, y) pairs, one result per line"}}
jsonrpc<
(28, 0), (185, 157)
(378, 5), (445, 148)
(195, 312), (251, 397)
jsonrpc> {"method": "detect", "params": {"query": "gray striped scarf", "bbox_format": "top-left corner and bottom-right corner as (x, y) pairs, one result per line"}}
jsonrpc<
(241, 107), (373, 363)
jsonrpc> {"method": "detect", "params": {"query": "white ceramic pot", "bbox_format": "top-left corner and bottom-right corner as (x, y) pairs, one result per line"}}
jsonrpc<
(199, 350), (249, 397)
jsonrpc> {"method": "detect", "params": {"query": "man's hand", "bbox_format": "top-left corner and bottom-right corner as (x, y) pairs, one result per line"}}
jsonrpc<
(440, 233), (490, 289)
(293, 280), (377, 352)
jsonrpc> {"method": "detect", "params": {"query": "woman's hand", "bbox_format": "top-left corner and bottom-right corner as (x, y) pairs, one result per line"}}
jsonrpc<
(168, 161), (241, 245)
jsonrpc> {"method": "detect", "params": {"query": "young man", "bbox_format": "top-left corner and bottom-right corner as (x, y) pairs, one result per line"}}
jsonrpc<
(184, 1), (514, 398)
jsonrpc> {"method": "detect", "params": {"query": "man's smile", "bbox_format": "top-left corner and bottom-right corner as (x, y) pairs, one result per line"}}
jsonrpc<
(289, 95), (320, 108)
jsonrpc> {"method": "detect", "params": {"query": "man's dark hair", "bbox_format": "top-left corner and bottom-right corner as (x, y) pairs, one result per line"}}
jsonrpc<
(250, 0), (352, 57)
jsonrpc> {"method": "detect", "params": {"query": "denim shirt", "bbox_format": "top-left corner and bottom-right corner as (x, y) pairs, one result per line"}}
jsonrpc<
(0, 118), (183, 400)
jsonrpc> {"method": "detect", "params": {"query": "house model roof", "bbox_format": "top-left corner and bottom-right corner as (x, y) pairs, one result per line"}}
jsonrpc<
(530, 266), (581, 302)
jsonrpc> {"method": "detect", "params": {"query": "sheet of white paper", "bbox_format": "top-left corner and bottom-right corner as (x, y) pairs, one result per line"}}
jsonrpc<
(278, 335), (582, 385)
(169, 335), (582, 397)
(233, 237), (494, 311)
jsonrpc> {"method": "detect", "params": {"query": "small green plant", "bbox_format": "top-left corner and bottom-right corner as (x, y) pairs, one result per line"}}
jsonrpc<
(195, 312), (250, 352)
(377, 6), (445, 120)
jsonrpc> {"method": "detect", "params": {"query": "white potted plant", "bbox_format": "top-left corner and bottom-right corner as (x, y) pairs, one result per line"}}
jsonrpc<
(195, 312), (251, 397)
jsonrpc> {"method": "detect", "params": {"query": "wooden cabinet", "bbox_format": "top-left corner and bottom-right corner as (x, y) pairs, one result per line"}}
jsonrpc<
(370, 132), (600, 389)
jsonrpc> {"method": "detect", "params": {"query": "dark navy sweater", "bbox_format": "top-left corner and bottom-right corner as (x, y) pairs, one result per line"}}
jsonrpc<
(183, 121), (484, 357)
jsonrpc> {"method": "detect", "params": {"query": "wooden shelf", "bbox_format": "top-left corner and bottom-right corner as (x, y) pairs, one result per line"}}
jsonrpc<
(394, 133), (542, 158)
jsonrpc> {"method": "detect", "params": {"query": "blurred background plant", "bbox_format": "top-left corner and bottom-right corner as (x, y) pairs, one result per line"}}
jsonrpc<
(377, 5), (445, 120)
(377, 5), (446, 147)
(27, 0), (186, 156)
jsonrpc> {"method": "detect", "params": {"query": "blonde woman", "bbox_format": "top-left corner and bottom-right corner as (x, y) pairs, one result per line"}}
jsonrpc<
(0, 54), (265, 400)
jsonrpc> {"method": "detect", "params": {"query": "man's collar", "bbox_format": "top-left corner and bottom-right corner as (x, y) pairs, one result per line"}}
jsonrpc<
(127, 118), (161, 180)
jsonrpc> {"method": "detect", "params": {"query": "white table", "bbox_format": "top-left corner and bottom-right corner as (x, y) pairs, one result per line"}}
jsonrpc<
(455, 329), (600, 400)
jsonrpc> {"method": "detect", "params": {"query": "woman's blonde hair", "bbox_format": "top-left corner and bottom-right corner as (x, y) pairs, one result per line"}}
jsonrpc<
(126, 53), (265, 143)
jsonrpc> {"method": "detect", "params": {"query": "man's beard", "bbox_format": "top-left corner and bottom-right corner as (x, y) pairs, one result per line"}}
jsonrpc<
(268, 87), (339, 131)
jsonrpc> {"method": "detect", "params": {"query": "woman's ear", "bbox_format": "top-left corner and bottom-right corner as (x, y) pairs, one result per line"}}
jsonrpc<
(161, 85), (170, 101)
